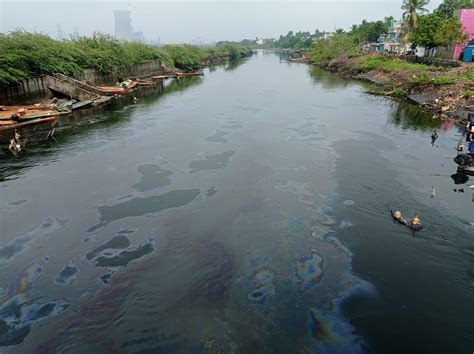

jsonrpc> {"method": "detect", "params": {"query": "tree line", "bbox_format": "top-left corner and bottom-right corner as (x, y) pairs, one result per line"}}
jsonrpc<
(241, 0), (472, 59)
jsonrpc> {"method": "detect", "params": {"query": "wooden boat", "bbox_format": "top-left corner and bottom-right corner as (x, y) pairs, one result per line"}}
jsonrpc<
(98, 81), (138, 95)
(0, 103), (52, 111)
(97, 86), (127, 95)
(289, 57), (309, 63)
(151, 74), (175, 81)
(0, 105), (54, 120)
(56, 100), (93, 111)
(175, 72), (203, 78)
(0, 114), (68, 131)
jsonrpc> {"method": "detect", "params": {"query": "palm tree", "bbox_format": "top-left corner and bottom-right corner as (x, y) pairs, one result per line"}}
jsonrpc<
(401, 0), (430, 34)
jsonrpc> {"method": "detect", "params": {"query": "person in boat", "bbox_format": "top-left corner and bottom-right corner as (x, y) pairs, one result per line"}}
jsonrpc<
(466, 114), (474, 141)
(409, 213), (423, 231)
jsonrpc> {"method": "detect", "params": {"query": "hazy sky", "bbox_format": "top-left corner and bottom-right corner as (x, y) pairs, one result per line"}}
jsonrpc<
(0, 0), (443, 43)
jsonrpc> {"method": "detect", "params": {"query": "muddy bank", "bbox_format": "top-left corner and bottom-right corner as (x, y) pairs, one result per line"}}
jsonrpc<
(320, 55), (473, 122)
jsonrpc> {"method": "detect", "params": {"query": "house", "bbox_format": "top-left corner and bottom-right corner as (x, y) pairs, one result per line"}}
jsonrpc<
(361, 20), (406, 54)
(256, 38), (264, 46)
(454, 9), (474, 60)
(377, 20), (405, 54)
(437, 9), (474, 60)
(361, 42), (384, 53)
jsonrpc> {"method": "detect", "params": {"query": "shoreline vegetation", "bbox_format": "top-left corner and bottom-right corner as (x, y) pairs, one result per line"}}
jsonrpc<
(0, 31), (252, 86)
(305, 34), (474, 121)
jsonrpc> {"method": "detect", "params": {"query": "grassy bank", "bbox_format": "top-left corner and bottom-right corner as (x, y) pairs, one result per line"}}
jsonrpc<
(306, 34), (473, 119)
(0, 31), (252, 86)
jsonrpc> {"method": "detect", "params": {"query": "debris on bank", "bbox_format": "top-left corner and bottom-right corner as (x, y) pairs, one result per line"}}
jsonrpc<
(293, 53), (474, 122)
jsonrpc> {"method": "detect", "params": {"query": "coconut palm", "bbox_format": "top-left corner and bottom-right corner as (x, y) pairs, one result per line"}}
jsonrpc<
(401, 0), (430, 34)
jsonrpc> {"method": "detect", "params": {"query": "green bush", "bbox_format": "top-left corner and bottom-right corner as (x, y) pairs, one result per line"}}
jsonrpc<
(308, 34), (359, 65)
(0, 31), (252, 85)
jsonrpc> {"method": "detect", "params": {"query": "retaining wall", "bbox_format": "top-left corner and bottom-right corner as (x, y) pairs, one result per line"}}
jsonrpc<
(76, 60), (164, 86)
(0, 60), (164, 105)
(0, 76), (50, 105)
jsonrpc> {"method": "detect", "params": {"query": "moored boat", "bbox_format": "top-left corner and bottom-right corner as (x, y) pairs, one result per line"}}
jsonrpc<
(175, 72), (204, 78)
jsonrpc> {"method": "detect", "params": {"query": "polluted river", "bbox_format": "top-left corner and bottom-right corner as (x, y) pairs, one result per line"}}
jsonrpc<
(0, 50), (473, 353)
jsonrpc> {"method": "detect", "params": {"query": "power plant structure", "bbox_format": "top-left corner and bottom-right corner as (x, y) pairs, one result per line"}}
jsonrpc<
(114, 9), (133, 41)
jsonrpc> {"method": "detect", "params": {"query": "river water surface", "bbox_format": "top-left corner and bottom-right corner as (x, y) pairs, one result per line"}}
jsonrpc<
(1, 51), (473, 353)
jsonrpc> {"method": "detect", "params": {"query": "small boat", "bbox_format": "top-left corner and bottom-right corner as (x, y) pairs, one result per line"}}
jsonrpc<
(391, 210), (407, 225)
(453, 117), (474, 175)
(289, 57), (309, 63)
(407, 222), (424, 232)
(97, 86), (127, 95)
(175, 72), (203, 78)
(0, 115), (62, 131)
(151, 74), (175, 81)
(390, 210), (424, 232)
(97, 81), (138, 95)
(454, 153), (474, 175)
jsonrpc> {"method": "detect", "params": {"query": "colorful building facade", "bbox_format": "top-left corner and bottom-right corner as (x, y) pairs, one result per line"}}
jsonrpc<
(454, 9), (474, 60)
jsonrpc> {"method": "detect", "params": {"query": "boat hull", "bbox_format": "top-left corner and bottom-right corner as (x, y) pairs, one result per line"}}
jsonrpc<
(458, 164), (474, 175)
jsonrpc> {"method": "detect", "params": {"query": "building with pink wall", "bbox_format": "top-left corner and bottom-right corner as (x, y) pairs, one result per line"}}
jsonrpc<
(454, 9), (474, 60)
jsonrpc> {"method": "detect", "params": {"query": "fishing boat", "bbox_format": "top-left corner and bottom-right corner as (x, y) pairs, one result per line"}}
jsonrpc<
(289, 57), (309, 63)
(454, 152), (474, 174)
(390, 210), (424, 232)
(453, 115), (474, 175)
(175, 72), (203, 78)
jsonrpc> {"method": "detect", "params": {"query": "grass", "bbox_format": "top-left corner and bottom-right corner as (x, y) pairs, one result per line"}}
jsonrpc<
(358, 55), (429, 73)
(465, 68), (474, 81)
(465, 90), (474, 98)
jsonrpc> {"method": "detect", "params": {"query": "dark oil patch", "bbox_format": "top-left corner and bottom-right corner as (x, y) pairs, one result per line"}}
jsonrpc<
(189, 152), (236, 173)
(132, 164), (173, 192)
(54, 262), (79, 285)
(205, 130), (229, 143)
(88, 189), (201, 231)
(94, 242), (154, 268)
(8, 200), (27, 207)
(100, 273), (112, 284)
(206, 187), (218, 197)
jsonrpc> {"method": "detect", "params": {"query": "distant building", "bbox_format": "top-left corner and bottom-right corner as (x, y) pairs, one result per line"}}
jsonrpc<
(133, 31), (145, 42)
(360, 20), (409, 54)
(256, 38), (264, 45)
(377, 20), (404, 54)
(114, 10), (133, 41)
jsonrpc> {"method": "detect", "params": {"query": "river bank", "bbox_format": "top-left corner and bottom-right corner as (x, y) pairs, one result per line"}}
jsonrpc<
(315, 54), (474, 122)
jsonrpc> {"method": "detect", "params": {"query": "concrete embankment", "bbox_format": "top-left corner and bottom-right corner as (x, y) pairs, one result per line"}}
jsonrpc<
(0, 60), (166, 105)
